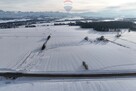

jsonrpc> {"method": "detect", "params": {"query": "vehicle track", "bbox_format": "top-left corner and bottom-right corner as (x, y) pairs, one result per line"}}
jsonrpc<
(108, 40), (130, 48)
(119, 38), (136, 45)
(17, 51), (42, 72)
(15, 52), (33, 69)
(9, 51), (31, 69)
(11, 50), (42, 72)
(96, 63), (136, 70)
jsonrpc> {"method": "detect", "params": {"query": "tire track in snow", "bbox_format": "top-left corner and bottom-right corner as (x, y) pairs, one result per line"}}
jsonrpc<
(70, 53), (80, 71)
(15, 51), (33, 70)
(43, 55), (51, 72)
(107, 40), (130, 49)
(119, 38), (136, 45)
(18, 52), (41, 72)
(92, 44), (136, 71)
(27, 30), (56, 72)
(109, 37), (136, 51)
(10, 51), (32, 70)
(10, 51), (30, 69)
(78, 44), (133, 71)
(86, 52), (105, 70)
(33, 51), (50, 71)
(96, 63), (136, 70)
(14, 50), (42, 71)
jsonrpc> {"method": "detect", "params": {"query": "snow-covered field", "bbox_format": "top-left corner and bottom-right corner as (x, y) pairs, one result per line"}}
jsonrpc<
(1, 25), (136, 72)
(0, 19), (30, 23)
(0, 25), (136, 90)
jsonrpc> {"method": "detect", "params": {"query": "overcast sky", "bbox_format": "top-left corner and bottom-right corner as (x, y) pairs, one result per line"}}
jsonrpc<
(0, 0), (136, 12)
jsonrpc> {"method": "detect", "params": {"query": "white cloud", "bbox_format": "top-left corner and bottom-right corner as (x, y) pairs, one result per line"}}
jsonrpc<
(0, 0), (136, 12)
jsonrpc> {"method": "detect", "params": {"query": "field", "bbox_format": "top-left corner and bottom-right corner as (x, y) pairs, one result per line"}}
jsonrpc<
(0, 24), (136, 90)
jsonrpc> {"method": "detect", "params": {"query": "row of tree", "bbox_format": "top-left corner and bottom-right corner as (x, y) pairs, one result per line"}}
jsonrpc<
(0, 19), (50, 29)
(69, 21), (136, 31)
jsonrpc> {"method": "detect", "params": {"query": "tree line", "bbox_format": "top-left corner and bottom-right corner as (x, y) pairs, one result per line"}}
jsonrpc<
(69, 21), (136, 31)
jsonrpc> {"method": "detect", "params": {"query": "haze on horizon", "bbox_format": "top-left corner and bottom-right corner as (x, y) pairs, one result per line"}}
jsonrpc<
(0, 0), (136, 13)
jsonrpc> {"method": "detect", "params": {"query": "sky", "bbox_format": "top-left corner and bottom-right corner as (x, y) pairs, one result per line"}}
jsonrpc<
(0, 0), (136, 13)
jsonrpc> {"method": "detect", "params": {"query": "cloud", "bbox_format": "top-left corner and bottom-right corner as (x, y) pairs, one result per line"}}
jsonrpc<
(0, 0), (136, 13)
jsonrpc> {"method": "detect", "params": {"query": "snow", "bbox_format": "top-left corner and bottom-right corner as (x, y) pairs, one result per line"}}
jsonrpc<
(57, 17), (84, 21)
(0, 24), (136, 90)
(1, 78), (136, 91)
(0, 26), (136, 72)
(0, 19), (30, 23)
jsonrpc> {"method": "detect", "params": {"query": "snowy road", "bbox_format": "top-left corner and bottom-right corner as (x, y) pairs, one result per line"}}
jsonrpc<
(1, 78), (136, 91)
